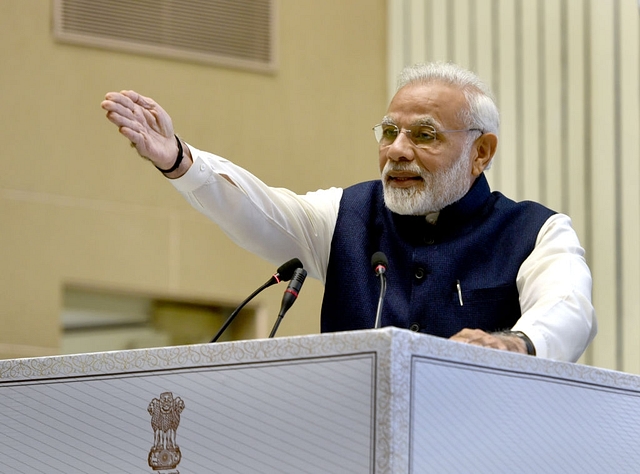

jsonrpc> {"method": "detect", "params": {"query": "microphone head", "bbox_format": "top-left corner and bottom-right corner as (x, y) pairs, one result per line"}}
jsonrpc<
(276, 258), (303, 281)
(289, 267), (307, 289)
(371, 251), (388, 274)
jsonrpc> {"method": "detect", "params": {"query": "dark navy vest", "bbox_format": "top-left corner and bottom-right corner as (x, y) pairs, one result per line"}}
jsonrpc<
(320, 174), (555, 338)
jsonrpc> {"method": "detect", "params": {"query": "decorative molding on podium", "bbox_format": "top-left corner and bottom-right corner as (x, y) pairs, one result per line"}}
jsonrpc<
(2, 328), (638, 392)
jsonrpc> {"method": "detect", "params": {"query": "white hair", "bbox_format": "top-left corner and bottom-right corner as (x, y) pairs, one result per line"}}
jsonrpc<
(396, 62), (500, 136)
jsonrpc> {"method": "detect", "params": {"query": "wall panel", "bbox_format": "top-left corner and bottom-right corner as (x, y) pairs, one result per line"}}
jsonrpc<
(0, 0), (388, 359)
(388, 0), (640, 372)
(619, 0), (640, 373)
(588, 0), (618, 370)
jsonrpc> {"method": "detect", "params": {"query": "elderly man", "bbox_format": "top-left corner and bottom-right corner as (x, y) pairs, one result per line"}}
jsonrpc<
(101, 62), (596, 362)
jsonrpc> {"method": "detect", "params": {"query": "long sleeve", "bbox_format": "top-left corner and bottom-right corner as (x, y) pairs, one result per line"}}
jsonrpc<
(169, 145), (342, 282)
(513, 213), (597, 361)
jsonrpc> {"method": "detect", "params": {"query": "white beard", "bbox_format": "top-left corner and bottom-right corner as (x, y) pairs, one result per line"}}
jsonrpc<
(382, 150), (473, 215)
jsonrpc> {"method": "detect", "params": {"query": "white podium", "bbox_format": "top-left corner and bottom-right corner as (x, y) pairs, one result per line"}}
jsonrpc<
(1, 327), (639, 473)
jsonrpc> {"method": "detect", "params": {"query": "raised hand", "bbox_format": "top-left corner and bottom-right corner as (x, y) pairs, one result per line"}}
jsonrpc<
(101, 90), (180, 171)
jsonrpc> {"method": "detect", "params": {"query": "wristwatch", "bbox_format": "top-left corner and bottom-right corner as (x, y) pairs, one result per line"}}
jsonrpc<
(508, 330), (536, 356)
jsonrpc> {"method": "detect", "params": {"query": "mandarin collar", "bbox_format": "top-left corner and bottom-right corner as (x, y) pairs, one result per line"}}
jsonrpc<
(389, 173), (492, 245)
(436, 173), (491, 227)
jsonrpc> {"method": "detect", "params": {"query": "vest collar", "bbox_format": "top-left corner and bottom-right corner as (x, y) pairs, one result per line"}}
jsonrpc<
(436, 173), (491, 227)
(389, 173), (493, 244)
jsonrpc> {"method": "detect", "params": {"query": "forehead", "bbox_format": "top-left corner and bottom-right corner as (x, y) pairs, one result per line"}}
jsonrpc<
(385, 82), (467, 127)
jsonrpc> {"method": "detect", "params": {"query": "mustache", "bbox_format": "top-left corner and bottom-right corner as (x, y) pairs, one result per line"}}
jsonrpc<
(382, 161), (426, 178)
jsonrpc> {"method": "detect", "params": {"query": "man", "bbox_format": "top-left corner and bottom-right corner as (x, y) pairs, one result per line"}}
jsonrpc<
(101, 62), (597, 362)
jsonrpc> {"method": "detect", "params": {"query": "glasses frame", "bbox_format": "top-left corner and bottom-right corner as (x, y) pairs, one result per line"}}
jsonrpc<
(372, 123), (484, 149)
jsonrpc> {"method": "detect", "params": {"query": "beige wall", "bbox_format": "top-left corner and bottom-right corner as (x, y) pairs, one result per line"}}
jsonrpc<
(8, 0), (632, 372)
(0, 0), (387, 359)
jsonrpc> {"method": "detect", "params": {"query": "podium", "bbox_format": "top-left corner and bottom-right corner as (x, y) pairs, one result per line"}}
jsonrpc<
(1, 327), (640, 473)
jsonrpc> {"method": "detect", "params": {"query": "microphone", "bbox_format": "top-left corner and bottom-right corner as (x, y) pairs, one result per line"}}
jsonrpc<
(371, 251), (388, 329)
(210, 258), (303, 343)
(268, 267), (307, 338)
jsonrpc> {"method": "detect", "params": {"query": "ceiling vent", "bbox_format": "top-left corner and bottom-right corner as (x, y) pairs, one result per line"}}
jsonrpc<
(52, 0), (277, 73)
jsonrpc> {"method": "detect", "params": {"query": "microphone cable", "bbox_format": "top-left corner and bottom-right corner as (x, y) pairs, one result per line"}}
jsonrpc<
(210, 258), (302, 343)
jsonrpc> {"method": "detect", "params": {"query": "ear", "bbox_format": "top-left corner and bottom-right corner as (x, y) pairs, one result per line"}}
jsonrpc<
(471, 133), (498, 177)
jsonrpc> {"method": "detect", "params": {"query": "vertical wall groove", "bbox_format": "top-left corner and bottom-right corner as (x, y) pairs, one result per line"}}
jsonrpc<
(468, 0), (477, 72)
(560, 0), (570, 214)
(638, 0), (640, 373)
(491, 0), (501, 191)
(402, 1), (412, 67)
(424, 0), (433, 60)
(582, 0), (594, 367)
(514, 0), (524, 199)
(536, 0), (547, 203)
(613, 0), (623, 370)
(446, 0), (455, 61)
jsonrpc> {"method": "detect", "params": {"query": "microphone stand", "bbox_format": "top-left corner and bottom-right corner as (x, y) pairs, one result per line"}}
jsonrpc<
(269, 268), (307, 338)
(268, 313), (285, 338)
(371, 251), (388, 329)
(374, 272), (387, 329)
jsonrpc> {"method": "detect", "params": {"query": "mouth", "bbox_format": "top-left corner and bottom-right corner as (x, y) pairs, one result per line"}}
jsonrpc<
(386, 173), (424, 188)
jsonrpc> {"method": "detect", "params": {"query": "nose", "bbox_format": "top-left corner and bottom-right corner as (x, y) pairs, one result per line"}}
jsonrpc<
(384, 130), (415, 162)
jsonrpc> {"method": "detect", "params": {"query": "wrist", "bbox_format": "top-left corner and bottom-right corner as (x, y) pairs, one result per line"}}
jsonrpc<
(155, 135), (184, 174)
(498, 330), (536, 356)
(155, 136), (192, 179)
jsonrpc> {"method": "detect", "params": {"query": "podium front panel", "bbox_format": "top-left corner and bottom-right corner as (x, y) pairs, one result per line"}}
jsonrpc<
(407, 339), (640, 473)
(0, 342), (379, 473)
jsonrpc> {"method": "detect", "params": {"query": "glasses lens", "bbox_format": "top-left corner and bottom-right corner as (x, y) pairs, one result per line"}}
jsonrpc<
(374, 123), (438, 148)
(374, 124), (399, 145)
(411, 126), (437, 146)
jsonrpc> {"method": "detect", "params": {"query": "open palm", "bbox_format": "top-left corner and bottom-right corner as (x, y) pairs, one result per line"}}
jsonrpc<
(101, 90), (177, 168)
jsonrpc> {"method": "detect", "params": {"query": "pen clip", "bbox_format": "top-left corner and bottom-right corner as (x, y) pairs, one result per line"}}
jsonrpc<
(456, 279), (464, 306)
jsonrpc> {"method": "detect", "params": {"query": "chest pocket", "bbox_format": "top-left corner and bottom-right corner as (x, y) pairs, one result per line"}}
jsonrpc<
(451, 283), (521, 333)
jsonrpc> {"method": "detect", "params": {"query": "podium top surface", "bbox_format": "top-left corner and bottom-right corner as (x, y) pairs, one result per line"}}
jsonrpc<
(1, 327), (636, 392)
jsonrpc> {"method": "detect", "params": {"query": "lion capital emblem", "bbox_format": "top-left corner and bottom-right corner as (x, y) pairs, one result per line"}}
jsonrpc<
(147, 392), (185, 472)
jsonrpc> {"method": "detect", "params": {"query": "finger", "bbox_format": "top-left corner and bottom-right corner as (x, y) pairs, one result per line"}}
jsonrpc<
(450, 329), (508, 350)
(118, 126), (138, 143)
(449, 333), (468, 343)
(109, 93), (171, 137)
(103, 91), (138, 111)
(102, 99), (140, 126)
(103, 103), (136, 125)
(119, 89), (140, 103)
(120, 91), (168, 121)
(105, 93), (156, 133)
(105, 97), (161, 135)
(118, 127), (152, 158)
(449, 328), (483, 342)
(467, 337), (508, 351)
(122, 90), (157, 110)
(104, 110), (145, 137)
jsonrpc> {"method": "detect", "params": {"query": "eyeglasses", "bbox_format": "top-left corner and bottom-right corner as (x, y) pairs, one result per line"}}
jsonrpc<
(372, 123), (483, 149)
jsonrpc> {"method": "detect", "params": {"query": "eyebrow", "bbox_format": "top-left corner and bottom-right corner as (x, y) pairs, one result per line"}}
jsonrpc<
(413, 117), (438, 128)
(381, 115), (439, 129)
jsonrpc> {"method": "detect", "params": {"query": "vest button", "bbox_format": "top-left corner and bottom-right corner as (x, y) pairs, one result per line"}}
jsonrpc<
(414, 268), (425, 279)
(409, 323), (421, 332)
